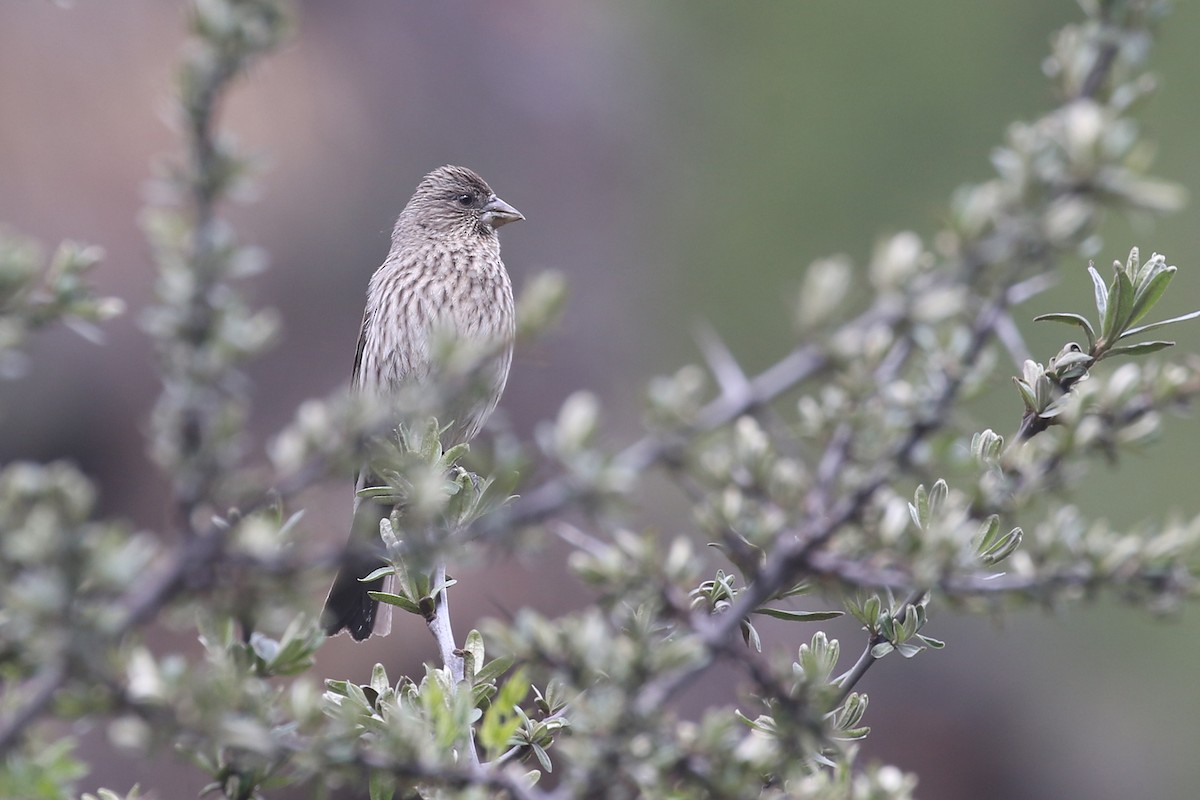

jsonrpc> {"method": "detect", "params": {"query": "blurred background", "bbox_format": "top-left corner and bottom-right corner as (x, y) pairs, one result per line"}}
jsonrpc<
(2, 2), (1200, 798)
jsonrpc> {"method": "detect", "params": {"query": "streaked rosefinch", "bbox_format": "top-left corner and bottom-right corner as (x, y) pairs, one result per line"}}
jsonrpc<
(322, 165), (523, 640)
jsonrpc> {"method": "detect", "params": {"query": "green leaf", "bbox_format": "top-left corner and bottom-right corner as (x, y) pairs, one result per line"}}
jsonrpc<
(1033, 312), (1096, 349)
(734, 708), (763, 730)
(1126, 248), (1141, 280)
(1128, 265), (1175, 326)
(463, 629), (486, 684)
(1097, 340), (1175, 360)
(863, 595), (881, 626)
(975, 515), (1001, 551)
(357, 485), (397, 499)
(776, 582), (812, 599)
(752, 607), (843, 622)
(345, 681), (372, 709)
(426, 577), (458, 599)
(368, 591), (421, 614)
(797, 631), (840, 684)
(979, 526), (1023, 565)
(898, 607), (919, 640)
(1034, 373), (1053, 414)
(265, 617), (320, 675)
(1117, 309), (1200, 341)
(907, 501), (922, 531)
(844, 596), (874, 627)
(358, 565), (394, 583)
(476, 468), (521, 515)
(473, 682), (497, 707)
(837, 725), (871, 740)
(1050, 349), (1092, 373)
(1102, 267), (1134, 341)
(928, 479), (948, 517)
(369, 771), (396, 800)
(473, 655), (515, 687)
(870, 641), (894, 658)
(971, 429), (1004, 463)
(1088, 263), (1108, 323)
(829, 692), (868, 736)
(440, 441), (471, 467)
(741, 619), (762, 652)
(479, 669), (529, 756)
(370, 663), (391, 696)
(915, 483), (929, 526)
(1013, 377), (1038, 413)
(530, 743), (553, 773)
(909, 483), (929, 530)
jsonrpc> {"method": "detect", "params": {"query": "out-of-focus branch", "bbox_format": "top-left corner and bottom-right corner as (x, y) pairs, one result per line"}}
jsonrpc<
(507, 305), (893, 528)
(0, 0), (292, 763)
(145, 0), (287, 530)
(624, 15), (1142, 717)
(0, 665), (65, 755)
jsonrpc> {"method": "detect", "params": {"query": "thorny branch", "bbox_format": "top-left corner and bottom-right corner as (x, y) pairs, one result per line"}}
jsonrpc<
(593, 12), (1145, 718)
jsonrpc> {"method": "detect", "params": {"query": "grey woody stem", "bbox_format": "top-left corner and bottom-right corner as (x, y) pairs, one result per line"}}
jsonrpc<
(422, 558), (481, 767)
(426, 561), (464, 682)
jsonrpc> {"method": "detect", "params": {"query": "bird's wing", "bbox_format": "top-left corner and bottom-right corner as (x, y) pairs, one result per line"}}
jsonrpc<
(350, 305), (373, 488)
(351, 304), (372, 386)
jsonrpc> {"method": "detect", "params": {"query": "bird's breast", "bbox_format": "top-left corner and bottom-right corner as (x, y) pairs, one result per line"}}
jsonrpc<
(363, 245), (515, 393)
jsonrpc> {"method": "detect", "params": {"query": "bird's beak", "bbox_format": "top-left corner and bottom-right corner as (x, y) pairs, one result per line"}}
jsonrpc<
(480, 195), (524, 229)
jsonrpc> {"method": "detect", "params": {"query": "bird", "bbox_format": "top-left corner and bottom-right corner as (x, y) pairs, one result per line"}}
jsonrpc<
(321, 165), (523, 640)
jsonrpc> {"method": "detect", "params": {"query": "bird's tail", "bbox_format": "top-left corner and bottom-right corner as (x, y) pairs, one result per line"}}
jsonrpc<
(321, 474), (393, 640)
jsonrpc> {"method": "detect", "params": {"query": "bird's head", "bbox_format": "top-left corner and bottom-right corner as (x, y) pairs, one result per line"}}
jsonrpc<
(397, 165), (524, 242)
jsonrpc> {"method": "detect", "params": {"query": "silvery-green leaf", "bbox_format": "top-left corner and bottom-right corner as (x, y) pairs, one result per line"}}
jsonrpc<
(1102, 268), (1134, 341)
(1088, 263), (1108, 321)
(1033, 312), (1096, 349)
(1098, 340), (1175, 360)
(753, 607), (843, 622)
(1117, 309), (1200, 341)
(1129, 264), (1174, 326)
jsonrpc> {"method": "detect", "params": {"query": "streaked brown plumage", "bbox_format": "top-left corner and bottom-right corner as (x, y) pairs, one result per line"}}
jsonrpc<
(322, 165), (522, 640)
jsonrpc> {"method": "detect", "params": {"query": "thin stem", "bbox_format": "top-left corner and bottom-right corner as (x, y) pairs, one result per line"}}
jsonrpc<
(426, 561), (465, 684)
(834, 588), (927, 705)
(422, 557), (480, 768)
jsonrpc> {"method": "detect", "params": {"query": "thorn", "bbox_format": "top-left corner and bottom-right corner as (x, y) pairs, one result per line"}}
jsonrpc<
(995, 311), (1032, 368)
(1007, 273), (1058, 305)
(550, 521), (609, 558)
(693, 321), (752, 406)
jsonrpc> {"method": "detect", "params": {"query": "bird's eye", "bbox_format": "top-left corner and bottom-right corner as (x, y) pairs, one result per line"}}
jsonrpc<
(457, 193), (475, 206)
